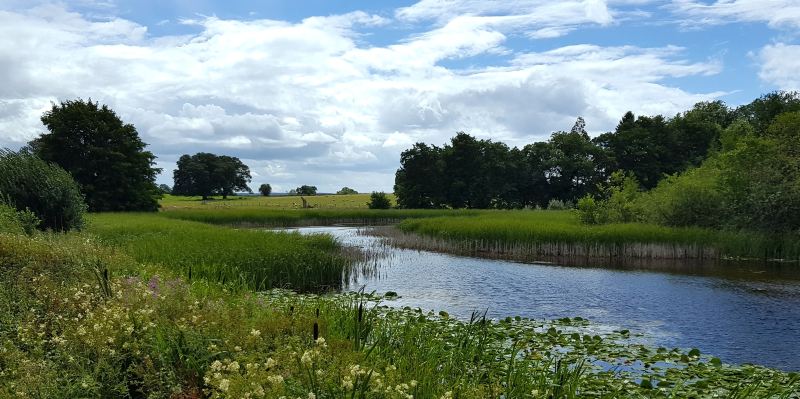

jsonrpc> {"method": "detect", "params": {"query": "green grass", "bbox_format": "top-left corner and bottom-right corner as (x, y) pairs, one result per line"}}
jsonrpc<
(398, 210), (800, 261)
(1, 231), (798, 398)
(86, 213), (350, 291)
(160, 207), (476, 227)
(160, 193), (395, 210)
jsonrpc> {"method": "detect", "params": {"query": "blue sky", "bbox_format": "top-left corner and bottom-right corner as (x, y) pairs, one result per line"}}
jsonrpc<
(0, 0), (798, 191)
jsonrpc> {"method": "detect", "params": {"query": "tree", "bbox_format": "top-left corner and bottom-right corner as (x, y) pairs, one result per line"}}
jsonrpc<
(0, 149), (86, 231)
(367, 192), (392, 209)
(158, 184), (172, 194)
(172, 153), (252, 199)
(394, 143), (444, 208)
(29, 99), (161, 211)
(293, 185), (317, 196)
(336, 187), (358, 195)
(259, 184), (272, 196)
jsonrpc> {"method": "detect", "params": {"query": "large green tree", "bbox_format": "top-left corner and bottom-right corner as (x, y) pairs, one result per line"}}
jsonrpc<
(29, 99), (161, 211)
(172, 153), (252, 199)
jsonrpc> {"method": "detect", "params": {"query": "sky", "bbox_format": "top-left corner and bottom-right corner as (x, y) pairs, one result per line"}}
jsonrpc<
(0, 1), (799, 193)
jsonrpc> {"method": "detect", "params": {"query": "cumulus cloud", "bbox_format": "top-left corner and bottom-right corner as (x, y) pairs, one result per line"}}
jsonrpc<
(758, 43), (800, 90)
(671, 0), (800, 29)
(0, 1), (726, 191)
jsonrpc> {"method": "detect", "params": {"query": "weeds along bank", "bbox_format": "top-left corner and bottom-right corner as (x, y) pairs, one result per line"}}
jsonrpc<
(1, 232), (799, 398)
(87, 213), (350, 292)
(395, 211), (800, 262)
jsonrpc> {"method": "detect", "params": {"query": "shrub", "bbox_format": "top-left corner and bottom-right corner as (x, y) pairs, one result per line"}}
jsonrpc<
(0, 203), (39, 235)
(634, 166), (724, 228)
(367, 192), (392, 209)
(546, 199), (572, 210)
(0, 149), (86, 231)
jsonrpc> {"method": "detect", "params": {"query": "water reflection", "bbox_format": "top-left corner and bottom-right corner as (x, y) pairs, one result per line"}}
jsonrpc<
(283, 226), (800, 371)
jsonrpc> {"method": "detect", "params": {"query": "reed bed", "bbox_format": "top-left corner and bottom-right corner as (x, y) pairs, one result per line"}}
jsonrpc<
(87, 213), (351, 291)
(397, 210), (800, 262)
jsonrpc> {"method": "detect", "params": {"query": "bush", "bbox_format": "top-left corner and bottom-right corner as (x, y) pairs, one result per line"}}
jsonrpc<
(0, 149), (86, 231)
(0, 203), (39, 235)
(367, 192), (392, 209)
(546, 199), (573, 210)
(634, 166), (725, 228)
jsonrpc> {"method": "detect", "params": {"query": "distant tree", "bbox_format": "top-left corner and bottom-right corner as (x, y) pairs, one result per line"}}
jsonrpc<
(293, 185), (317, 196)
(29, 99), (161, 211)
(367, 192), (392, 209)
(287, 189), (298, 196)
(172, 153), (252, 199)
(336, 187), (358, 195)
(259, 183), (272, 196)
(158, 184), (172, 194)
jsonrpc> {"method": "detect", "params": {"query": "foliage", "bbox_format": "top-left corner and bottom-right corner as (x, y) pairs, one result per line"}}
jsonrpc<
(259, 183), (272, 197)
(546, 199), (572, 210)
(366, 192), (391, 209)
(336, 187), (358, 195)
(0, 204), (38, 235)
(1, 232), (798, 398)
(29, 99), (161, 212)
(292, 185), (318, 196)
(173, 153), (252, 199)
(87, 213), (349, 292)
(0, 149), (86, 231)
(577, 171), (640, 225)
(157, 184), (172, 194)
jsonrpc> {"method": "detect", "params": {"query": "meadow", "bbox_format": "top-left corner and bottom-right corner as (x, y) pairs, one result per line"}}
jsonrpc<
(160, 193), (395, 210)
(1, 230), (798, 398)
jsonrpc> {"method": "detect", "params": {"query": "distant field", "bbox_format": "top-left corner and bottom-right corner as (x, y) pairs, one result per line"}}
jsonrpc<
(160, 193), (394, 209)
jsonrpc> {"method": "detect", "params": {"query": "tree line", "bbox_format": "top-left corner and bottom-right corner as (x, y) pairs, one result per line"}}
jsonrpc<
(394, 92), (800, 216)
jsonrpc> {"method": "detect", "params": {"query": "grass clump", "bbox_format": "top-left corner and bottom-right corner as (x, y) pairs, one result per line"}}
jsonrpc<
(87, 213), (350, 292)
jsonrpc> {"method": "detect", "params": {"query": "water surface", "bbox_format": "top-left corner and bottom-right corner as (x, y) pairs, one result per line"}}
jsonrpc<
(286, 226), (800, 371)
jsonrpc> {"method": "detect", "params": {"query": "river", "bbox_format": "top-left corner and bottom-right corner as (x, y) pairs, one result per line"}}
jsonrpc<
(285, 225), (800, 371)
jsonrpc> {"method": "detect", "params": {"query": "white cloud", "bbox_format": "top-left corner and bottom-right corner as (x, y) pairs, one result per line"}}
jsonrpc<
(396, 0), (615, 40)
(0, 2), (724, 192)
(671, 0), (800, 29)
(758, 43), (800, 90)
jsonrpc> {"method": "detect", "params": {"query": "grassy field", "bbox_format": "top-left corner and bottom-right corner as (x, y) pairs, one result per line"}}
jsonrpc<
(160, 207), (475, 227)
(2, 230), (798, 398)
(87, 213), (350, 292)
(160, 193), (394, 210)
(397, 210), (800, 261)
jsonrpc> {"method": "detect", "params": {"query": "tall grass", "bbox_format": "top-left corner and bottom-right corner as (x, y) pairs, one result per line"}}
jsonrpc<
(161, 207), (476, 227)
(397, 210), (800, 261)
(87, 213), (351, 291)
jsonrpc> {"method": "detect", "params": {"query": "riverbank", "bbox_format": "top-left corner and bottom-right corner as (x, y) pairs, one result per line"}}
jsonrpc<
(396, 211), (800, 262)
(1, 223), (798, 397)
(161, 206), (800, 262)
